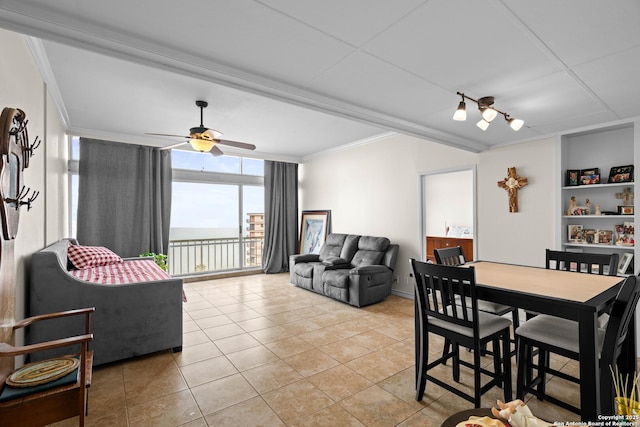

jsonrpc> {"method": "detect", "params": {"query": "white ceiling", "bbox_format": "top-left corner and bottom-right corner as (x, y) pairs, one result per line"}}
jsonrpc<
(1, 0), (639, 162)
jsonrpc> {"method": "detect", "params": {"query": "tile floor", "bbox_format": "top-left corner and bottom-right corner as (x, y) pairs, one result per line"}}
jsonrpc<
(52, 273), (584, 426)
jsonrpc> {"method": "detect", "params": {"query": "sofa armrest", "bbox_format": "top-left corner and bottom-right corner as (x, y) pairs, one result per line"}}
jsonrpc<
(349, 265), (391, 275)
(290, 253), (320, 264)
(322, 257), (350, 267)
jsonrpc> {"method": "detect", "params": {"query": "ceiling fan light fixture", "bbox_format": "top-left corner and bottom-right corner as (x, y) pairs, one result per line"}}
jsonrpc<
(453, 101), (467, 121)
(481, 107), (498, 122)
(508, 117), (524, 131)
(476, 119), (490, 131)
(189, 138), (215, 152)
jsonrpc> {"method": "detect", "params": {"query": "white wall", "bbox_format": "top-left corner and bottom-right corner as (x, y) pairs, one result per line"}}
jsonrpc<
(0, 28), (68, 335)
(476, 137), (557, 267)
(301, 134), (560, 296)
(300, 134), (478, 297)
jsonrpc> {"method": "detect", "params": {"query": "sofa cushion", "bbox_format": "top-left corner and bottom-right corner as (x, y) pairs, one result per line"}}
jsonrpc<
(322, 270), (350, 289)
(318, 233), (349, 262)
(293, 262), (316, 278)
(351, 236), (390, 267)
(67, 243), (123, 270)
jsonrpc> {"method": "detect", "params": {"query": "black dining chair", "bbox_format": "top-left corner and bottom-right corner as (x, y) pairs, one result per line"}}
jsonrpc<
(515, 274), (639, 415)
(546, 249), (619, 276)
(434, 246), (520, 355)
(411, 258), (512, 407)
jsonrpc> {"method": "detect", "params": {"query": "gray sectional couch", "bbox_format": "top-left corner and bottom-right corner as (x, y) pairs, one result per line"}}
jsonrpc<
(289, 233), (399, 307)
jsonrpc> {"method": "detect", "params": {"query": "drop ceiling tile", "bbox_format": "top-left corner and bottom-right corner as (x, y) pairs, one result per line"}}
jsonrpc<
(572, 46), (640, 117)
(504, 0), (640, 67)
(306, 51), (452, 121)
(362, 0), (560, 90)
(256, 0), (426, 47)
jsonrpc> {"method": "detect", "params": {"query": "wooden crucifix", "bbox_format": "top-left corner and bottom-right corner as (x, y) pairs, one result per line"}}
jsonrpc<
(497, 167), (528, 213)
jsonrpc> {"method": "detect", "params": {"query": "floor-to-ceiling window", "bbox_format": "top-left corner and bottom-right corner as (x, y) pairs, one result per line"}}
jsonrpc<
(68, 137), (265, 276)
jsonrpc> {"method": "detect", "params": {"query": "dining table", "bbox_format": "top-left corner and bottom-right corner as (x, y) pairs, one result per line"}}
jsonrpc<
(415, 260), (634, 421)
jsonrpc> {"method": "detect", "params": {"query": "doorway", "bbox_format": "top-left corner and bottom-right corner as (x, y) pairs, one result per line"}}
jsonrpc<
(420, 166), (476, 262)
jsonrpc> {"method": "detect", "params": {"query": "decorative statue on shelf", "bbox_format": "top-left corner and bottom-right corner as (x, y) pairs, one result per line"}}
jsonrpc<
(566, 196), (591, 215)
(616, 187), (634, 206)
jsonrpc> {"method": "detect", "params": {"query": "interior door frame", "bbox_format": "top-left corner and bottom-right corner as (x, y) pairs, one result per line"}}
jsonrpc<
(418, 165), (477, 261)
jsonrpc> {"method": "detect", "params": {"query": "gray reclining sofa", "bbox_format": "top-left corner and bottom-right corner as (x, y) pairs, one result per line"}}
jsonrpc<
(289, 233), (399, 307)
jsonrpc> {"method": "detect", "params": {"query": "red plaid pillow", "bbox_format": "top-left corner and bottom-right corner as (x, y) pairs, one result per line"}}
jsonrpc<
(67, 242), (123, 270)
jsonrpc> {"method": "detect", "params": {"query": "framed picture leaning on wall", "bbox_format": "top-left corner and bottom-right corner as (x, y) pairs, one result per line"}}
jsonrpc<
(299, 210), (331, 254)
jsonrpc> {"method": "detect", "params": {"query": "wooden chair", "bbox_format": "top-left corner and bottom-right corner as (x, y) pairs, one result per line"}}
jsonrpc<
(434, 246), (520, 355)
(516, 275), (639, 415)
(411, 259), (512, 407)
(0, 308), (94, 427)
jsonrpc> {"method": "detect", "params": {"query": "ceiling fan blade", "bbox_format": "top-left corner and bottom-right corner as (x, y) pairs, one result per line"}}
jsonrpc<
(216, 139), (256, 150)
(146, 133), (190, 139)
(159, 141), (188, 150)
(201, 129), (224, 140)
(210, 145), (225, 156)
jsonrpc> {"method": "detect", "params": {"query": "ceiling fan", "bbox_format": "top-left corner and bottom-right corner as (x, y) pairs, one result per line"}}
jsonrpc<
(147, 100), (256, 156)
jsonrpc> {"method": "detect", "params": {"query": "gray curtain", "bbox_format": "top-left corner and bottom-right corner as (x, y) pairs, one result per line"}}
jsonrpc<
(77, 138), (172, 257)
(262, 160), (298, 273)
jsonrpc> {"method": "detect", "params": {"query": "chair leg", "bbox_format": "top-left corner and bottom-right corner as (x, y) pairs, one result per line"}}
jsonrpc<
(502, 330), (512, 402)
(415, 315), (428, 401)
(473, 341), (482, 408)
(442, 338), (451, 364)
(537, 348), (548, 399)
(516, 338), (527, 400)
(453, 342), (461, 382)
(493, 338), (502, 387)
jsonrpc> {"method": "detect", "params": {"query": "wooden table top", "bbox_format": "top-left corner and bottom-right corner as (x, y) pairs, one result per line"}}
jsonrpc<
(468, 261), (622, 303)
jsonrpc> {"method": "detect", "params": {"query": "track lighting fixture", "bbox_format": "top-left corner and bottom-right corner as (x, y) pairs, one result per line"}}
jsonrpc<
(452, 92), (524, 131)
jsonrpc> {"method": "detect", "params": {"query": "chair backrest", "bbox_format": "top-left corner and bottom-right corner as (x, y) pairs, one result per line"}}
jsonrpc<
(411, 258), (478, 332)
(545, 249), (618, 275)
(599, 275), (640, 411)
(434, 246), (466, 266)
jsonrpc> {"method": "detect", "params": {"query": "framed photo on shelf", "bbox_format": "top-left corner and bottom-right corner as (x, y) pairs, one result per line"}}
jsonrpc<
(618, 252), (634, 275)
(580, 167), (600, 185)
(299, 210), (331, 254)
(584, 229), (596, 244)
(608, 165), (634, 183)
(568, 224), (584, 243)
(565, 169), (580, 186)
(596, 229), (613, 245)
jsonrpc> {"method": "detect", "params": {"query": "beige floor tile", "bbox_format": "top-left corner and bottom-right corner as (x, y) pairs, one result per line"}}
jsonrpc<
(180, 355), (238, 387)
(265, 336), (315, 358)
(224, 308), (263, 322)
(307, 364), (374, 401)
(182, 330), (212, 348)
(123, 357), (188, 406)
(214, 332), (262, 354)
(186, 307), (223, 320)
(262, 379), (335, 425)
(348, 330), (400, 351)
(226, 345), (280, 371)
(249, 324), (294, 344)
(172, 341), (222, 367)
(242, 359), (303, 393)
(202, 323), (246, 340)
(296, 403), (367, 426)
(379, 367), (431, 409)
(194, 314), (233, 329)
(235, 316), (277, 332)
(345, 351), (406, 383)
(204, 396), (285, 427)
(284, 349), (340, 377)
(127, 389), (202, 427)
(190, 373), (258, 416)
(319, 338), (373, 363)
(339, 385), (418, 427)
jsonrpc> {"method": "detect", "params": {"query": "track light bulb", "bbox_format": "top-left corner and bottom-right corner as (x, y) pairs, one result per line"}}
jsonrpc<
(481, 107), (498, 122)
(508, 118), (524, 131)
(476, 119), (490, 131)
(453, 101), (466, 121)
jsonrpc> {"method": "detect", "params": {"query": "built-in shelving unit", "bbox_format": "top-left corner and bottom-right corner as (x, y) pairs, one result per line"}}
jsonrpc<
(559, 122), (637, 275)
